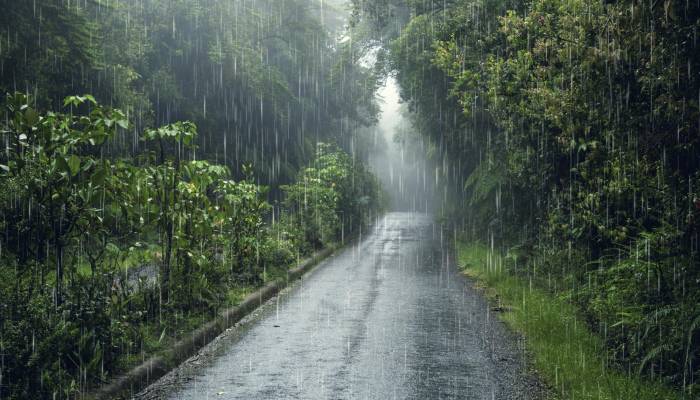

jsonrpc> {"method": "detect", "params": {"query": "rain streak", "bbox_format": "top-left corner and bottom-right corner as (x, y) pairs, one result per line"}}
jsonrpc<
(0, 1), (698, 400)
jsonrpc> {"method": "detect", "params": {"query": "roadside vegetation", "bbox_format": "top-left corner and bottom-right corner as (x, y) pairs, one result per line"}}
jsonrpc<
(353, 0), (700, 396)
(459, 241), (681, 399)
(0, 93), (381, 398)
(0, 1), (383, 398)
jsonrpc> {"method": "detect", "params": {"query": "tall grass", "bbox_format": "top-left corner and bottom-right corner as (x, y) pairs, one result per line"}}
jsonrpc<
(457, 242), (682, 400)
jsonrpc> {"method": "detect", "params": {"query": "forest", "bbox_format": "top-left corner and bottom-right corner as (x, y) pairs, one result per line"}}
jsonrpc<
(0, 0), (383, 398)
(352, 0), (700, 396)
(2, 0), (700, 398)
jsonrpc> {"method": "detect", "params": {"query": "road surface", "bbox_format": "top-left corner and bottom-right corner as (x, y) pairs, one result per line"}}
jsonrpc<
(139, 212), (540, 399)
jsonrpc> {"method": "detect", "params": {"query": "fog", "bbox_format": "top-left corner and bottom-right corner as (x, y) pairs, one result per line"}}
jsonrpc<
(370, 76), (438, 213)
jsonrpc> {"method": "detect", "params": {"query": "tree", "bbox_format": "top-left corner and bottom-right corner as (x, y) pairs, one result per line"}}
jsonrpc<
(0, 93), (128, 304)
(142, 121), (196, 304)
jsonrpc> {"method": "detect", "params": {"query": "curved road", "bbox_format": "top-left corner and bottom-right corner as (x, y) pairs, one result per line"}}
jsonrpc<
(140, 213), (539, 399)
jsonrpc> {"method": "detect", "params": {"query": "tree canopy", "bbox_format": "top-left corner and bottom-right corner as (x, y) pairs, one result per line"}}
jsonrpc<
(356, 0), (700, 394)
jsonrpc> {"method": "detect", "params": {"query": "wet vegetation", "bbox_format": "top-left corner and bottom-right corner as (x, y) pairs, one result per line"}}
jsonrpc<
(353, 0), (700, 397)
(0, 1), (382, 398)
(2, 0), (699, 397)
(459, 242), (682, 399)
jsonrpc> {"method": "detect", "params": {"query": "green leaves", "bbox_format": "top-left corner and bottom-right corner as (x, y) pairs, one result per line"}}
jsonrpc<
(67, 155), (81, 176)
(63, 95), (97, 108)
(52, 155), (82, 177)
(143, 121), (198, 147)
(387, 0), (700, 391)
(24, 108), (40, 126)
(281, 143), (380, 249)
(55, 156), (71, 176)
(90, 165), (107, 186)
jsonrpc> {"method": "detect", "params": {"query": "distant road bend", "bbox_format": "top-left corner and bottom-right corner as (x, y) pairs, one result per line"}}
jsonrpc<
(139, 212), (539, 400)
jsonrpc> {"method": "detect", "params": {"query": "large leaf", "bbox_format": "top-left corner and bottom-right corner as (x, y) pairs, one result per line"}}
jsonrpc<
(68, 155), (81, 176)
(55, 156), (71, 176)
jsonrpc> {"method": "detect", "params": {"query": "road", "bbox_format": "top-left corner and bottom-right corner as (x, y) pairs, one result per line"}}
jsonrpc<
(139, 212), (540, 399)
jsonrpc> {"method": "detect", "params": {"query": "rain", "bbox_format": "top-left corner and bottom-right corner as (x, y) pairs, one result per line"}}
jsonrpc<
(0, 0), (698, 400)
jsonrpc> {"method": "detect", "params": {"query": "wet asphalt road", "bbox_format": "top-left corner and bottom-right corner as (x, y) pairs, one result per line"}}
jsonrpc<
(141, 212), (539, 400)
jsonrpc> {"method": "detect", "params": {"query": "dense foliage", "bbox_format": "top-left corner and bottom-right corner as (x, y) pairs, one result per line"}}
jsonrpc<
(282, 142), (382, 250)
(0, 93), (380, 398)
(0, 1), (385, 398)
(355, 0), (700, 395)
(0, 0), (380, 181)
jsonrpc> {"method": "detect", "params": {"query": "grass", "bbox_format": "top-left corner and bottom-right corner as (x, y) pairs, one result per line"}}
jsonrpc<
(226, 284), (257, 307)
(85, 244), (328, 386)
(118, 253), (306, 372)
(457, 241), (682, 400)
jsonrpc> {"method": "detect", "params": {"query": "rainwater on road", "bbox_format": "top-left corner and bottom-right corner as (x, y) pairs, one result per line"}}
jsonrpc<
(144, 212), (537, 400)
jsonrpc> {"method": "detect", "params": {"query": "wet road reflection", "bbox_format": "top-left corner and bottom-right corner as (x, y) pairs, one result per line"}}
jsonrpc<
(160, 213), (527, 399)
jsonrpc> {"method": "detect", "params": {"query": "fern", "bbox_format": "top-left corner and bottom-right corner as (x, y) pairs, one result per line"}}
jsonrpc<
(464, 160), (505, 206)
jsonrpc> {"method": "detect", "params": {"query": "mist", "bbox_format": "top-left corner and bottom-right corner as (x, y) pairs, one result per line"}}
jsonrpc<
(2, 0), (697, 398)
(370, 76), (437, 213)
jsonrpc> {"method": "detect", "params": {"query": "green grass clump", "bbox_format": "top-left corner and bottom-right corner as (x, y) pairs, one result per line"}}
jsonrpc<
(226, 285), (256, 307)
(457, 241), (681, 400)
